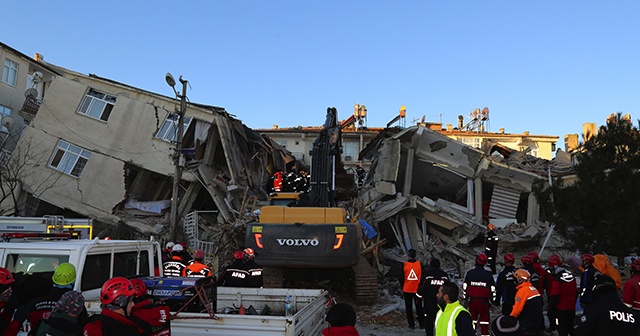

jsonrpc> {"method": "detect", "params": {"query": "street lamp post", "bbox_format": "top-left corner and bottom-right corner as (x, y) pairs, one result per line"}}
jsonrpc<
(166, 73), (188, 242)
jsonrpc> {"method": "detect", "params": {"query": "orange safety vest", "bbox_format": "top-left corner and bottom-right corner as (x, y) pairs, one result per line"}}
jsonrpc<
(182, 261), (212, 277)
(403, 260), (422, 293)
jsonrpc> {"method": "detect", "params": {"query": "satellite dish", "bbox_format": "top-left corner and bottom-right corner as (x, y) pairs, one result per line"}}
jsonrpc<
(33, 71), (44, 83)
(1, 116), (15, 129)
(24, 88), (38, 98)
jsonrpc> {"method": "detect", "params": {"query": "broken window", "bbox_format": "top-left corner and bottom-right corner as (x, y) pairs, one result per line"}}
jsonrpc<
(77, 88), (116, 122)
(49, 140), (92, 177)
(2, 59), (18, 87)
(156, 113), (192, 142)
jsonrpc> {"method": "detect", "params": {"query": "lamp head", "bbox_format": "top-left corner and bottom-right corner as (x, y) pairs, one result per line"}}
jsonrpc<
(165, 72), (176, 87)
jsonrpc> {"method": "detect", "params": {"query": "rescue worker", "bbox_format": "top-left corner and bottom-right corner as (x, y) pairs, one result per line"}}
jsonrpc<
(485, 223), (499, 274)
(182, 250), (212, 278)
(8, 262), (87, 335)
(520, 255), (540, 290)
(623, 258), (640, 310)
(510, 269), (543, 336)
(490, 315), (522, 336)
(295, 169), (309, 193)
(35, 290), (85, 336)
(528, 252), (546, 294)
(129, 278), (171, 336)
(435, 280), (475, 336)
(163, 244), (186, 277)
(579, 253), (602, 308)
(82, 277), (141, 335)
(402, 249), (424, 329)
(419, 258), (449, 336)
(242, 248), (263, 288)
(575, 275), (640, 335)
(547, 254), (577, 336)
(495, 253), (517, 316)
(162, 242), (175, 263)
(322, 303), (360, 336)
(217, 251), (248, 287)
(0, 268), (19, 334)
(283, 166), (297, 192)
(462, 253), (496, 336)
(269, 169), (284, 192)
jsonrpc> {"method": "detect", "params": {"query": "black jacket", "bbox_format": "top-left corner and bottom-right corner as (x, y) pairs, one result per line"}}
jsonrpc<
(575, 290), (640, 336)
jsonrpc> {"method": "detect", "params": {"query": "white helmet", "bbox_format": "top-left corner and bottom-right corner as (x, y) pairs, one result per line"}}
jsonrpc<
(172, 244), (183, 252)
(165, 242), (175, 250)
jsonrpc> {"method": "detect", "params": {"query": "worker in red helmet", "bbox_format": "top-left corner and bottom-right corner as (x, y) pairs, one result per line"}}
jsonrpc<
(0, 268), (18, 334)
(495, 253), (517, 316)
(163, 244), (187, 277)
(83, 277), (141, 335)
(182, 250), (212, 278)
(547, 254), (577, 336)
(579, 253), (602, 308)
(462, 253), (496, 336)
(520, 255), (540, 292)
(243, 248), (263, 288)
(484, 223), (499, 275)
(128, 278), (171, 336)
(511, 269), (543, 335)
(218, 251), (247, 287)
(528, 252), (546, 294)
(622, 259), (640, 310)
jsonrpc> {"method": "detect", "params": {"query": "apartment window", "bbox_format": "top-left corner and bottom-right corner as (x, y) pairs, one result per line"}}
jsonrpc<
(49, 140), (92, 177)
(2, 59), (18, 87)
(343, 142), (359, 161)
(0, 105), (11, 133)
(458, 137), (481, 148)
(77, 88), (116, 121)
(156, 113), (192, 142)
(277, 140), (287, 148)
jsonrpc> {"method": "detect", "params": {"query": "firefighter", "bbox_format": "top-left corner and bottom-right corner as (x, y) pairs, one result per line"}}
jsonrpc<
(129, 278), (171, 336)
(8, 262), (87, 335)
(462, 253), (496, 336)
(485, 223), (499, 274)
(242, 248), (263, 288)
(402, 249), (424, 329)
(495, 253), (517, 316)
(35, 290), (86, 336)
(83, 277), (141, 335)
(182, 250), (212, 278)
(0, 268), (19, 334)
(623, 259), (640, 310)
(510, 269), (543, 336)
(579, 253), (602, 308)
(163, 244), (186, 277)
(575, 275), (640, 335)
(547, 254), (577, 336)
(418, 258), (449, 336)
(217, 251), (248, 287)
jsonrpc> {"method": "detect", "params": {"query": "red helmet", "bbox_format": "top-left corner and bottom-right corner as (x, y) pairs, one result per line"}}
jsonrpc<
(548, 255), (562, 267)
(504, 253), (515, 263)
(233, 251), (244, 260)
(581, 253), (595, 264)
(631, 259), (640, 273)
(243, 248), (255, 260)
(487, 223), (496, 231)
(521, 255), (533, 265)
(101, 277), (135, 305)
(514, 269), (530, 283)
(476, 253), (488, 265)
(0, 268), (14, 285)
(129, 278), (147, 298)
(528, 251), (540, 262)
(194, 250), (205, 260)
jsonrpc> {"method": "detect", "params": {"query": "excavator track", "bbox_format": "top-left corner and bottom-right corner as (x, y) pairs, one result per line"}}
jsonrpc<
(353, 257), (378, 304)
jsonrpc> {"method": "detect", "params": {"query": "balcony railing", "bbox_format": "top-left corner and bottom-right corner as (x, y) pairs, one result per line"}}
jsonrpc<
(19, 96), (42, 121)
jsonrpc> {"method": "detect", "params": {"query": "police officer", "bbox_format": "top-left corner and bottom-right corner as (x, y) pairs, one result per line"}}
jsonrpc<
(419, 258), (449, 336)
(575, 275), (640, 335)
(485, 223), (499, 274)
(463, 253), (496, 336)
(495, 253), (517, 316)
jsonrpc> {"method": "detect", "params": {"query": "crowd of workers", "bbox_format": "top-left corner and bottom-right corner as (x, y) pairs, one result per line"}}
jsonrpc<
(266, 166), (309, 193)
(400, 223), (640, 336)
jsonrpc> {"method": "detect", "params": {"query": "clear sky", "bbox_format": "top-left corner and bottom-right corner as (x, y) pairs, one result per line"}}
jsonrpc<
(3, 1), (639, 153)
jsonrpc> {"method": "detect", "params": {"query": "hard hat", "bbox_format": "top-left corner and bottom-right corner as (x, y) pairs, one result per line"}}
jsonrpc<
(129, 278), (147, 298)
(631, 259), (640, 273)
(100, 277), (134, 305)
(504, 253), (515, 263)
(172, 244), (183, 252)
(581, 253), (594, 264)
(487, 223), (496, 231)
(521, 255), (533, 265)
(528, 251), (540, 262)
(0, 268), (14, 285)
(476, 253), (488, 265)
(548, 255), (562, 267)
(233, 251), (244, 260)
(52, 263), (76, 286)
(514, 269), (530, 283)
(165, 242), (175, 250)
(243, 248), (255, 260)
(194, 250), (205, 260)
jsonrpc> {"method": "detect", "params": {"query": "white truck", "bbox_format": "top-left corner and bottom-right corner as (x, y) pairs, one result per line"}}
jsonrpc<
(0, 236), (329, 335)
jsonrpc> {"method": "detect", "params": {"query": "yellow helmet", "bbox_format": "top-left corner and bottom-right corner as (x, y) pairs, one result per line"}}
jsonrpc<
(52, 262), (76, 286)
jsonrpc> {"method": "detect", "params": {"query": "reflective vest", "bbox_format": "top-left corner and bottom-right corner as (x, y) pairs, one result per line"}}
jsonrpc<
(403, 260), (422, 293)
(435, 301), (469, 336)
